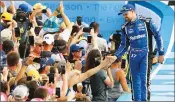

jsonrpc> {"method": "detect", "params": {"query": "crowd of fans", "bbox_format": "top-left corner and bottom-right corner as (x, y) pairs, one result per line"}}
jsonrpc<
(0, 1), (130, 101)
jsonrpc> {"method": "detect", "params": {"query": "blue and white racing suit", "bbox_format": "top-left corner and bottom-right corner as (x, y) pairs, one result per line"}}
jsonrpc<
(114, 18), (164, 101)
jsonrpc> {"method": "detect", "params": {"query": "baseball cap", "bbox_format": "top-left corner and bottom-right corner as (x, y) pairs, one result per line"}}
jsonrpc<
(70, 44), (84, 52)
(43, 16), (62, 33)
(43, 34), (54, 45)
(40, 58), (55, 69)
(35, 36), (43, 44)
(53, 40), (67, 52)
(27, 69), (40, 80)
(19, 4), (30, 12)
(1, 28), (12, 41)
(118, 4), (135, 15)
(1, 12), (13, 21)
(12, 85), (29, 100)
(33, 3), (47, 10)
(2, 40), (14, 53)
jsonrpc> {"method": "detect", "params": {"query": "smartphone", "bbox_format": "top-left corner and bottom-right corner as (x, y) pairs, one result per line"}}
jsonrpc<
(61, 65), (65, 75)
(34, 27), (42, 36)
(42, 9), (47, 13)
(56, 87), (60, 98)
(29, 36), (34, 46)
(77, 16), (82, 26)
(48, 73), (55, 83)
(87, 35), (92, 43)
(15, 28), (20, 37)
(121, 59), (126, 69)
(83, 27), (92, 33)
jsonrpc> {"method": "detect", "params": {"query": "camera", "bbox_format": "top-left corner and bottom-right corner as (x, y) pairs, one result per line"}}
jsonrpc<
(15, 11), (28, 23)
(83, 27), (92, 33)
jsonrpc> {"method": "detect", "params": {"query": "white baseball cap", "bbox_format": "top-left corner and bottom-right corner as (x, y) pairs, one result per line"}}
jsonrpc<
(43, 34), (54, 45)
(35, 36), (43, 44)
(12, 85), (29, 100)
(1, 28), (12, 41)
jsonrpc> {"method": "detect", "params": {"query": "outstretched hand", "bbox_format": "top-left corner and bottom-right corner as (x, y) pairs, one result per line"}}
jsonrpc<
(0, 1), (5, 8)
(23, 57), (35, 66)
(59, 1), (64, 14)
(158, 55), (164, 64)
(100, 56), (117, 69)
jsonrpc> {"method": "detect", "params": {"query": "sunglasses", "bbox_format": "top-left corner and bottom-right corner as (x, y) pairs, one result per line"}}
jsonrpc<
(36, 44), (43, 47)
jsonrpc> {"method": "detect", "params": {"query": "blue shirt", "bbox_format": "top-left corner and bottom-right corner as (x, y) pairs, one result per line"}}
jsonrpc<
(0, 51), (7, 68)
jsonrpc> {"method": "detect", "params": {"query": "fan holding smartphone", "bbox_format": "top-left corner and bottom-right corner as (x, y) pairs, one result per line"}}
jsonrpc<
(82, 27), (93, 43)
(56, 87), (61, 98)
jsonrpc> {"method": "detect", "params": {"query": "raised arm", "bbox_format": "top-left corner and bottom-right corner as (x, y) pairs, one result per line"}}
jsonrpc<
(59, 1), (72, 32)
(68, 56), (117, 88)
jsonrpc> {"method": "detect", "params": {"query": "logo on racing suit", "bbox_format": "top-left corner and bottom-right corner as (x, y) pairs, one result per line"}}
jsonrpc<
(138, 23), (146, 31)
(130, 34), (146, 40)
(128, 29), (134, 33)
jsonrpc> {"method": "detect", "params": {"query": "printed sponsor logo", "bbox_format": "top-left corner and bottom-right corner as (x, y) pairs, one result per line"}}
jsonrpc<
(130, 34), (146, 40)
(128, 29), (134, 33)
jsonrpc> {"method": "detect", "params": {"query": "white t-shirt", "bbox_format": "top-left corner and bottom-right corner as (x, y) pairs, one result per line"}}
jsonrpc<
(59, 29), (71, 42)
(39, 29), (71, 42)
(108, 42), (112, 49)
(87, 36), (108, 52)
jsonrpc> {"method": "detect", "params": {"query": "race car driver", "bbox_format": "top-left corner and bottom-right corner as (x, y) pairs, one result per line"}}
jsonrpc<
(114, 4), (164, 101)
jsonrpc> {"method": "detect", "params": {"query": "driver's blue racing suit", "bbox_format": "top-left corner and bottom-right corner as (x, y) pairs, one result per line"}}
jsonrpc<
(114, 17), (164, 101)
